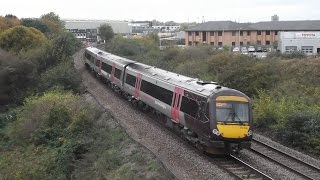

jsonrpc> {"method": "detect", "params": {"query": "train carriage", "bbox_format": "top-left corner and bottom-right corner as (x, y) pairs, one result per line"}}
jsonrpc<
(85, 47), (135, 89)
(84, 47), (253, 154)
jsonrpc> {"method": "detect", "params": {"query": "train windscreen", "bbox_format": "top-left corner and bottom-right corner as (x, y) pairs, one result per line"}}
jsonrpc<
(216, 102), (249, 122)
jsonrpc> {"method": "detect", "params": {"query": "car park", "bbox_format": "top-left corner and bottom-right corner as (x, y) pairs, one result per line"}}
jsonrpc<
(256, 46), (263, 52)
(233, 47), (240, 52)
(248, 46), (255, 52)
(241, 47), (248, 55)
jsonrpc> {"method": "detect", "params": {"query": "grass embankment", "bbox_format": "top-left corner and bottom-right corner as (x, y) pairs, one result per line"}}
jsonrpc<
(0, 90), (173, 179)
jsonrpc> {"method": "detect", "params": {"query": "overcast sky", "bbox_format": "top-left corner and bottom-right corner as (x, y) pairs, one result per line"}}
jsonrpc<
(1, 0), (319, 22)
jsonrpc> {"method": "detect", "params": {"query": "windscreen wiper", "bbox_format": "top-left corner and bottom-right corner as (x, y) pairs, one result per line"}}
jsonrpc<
(234, 113), (243, 124)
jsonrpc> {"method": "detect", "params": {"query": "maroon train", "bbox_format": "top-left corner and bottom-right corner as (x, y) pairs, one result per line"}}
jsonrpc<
(84, 47), (253, 154)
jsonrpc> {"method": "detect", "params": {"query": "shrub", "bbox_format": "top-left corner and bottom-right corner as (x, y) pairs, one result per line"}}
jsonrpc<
(0, 26), (47, 54)
(267, 51), (306, 59)
(0, 49), (38, 107)
(38, 61), (83, 93)
(0, 110), (17, 129)
(254, 90), (312, 128)
(276, 112), (320, 154)
(8, 90), (98, 145)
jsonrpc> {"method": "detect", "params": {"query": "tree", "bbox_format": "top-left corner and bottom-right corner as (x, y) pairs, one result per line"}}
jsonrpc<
(0, 49), (37, 106)
(0, 14), (21, 32)
(49, 31), (82, 60)
(21, 18), (50, 34)
(0, 26), (48, 53)
(40, 12), (64, 37)
(98, 24), (114, 43)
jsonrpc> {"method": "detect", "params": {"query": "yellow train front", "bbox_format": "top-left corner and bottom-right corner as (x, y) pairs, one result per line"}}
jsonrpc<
(205, 90), (253, 154)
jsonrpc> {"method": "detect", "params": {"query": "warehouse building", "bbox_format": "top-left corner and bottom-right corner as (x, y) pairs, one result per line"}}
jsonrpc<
(278, 32), (320, 55)
(65, 20), (132, 42)
(185, 20), (320, 49)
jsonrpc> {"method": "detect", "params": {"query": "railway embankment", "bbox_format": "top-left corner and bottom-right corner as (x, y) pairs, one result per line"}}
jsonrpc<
(74, 49), (320, 179)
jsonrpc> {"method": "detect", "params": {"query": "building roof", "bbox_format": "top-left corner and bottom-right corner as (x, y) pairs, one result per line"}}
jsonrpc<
(64, 20), (132, 34)
(186, 20), (320, 31)
(127, 62), (228, 97)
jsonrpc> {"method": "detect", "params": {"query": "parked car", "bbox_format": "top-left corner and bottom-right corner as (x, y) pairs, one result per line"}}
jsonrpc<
(263, 47), (268, 52)
(241, 47), (248, 55)
(233, 47), (240, 52)
(248, 46), (255, 52)
(256, 46), (263, 52)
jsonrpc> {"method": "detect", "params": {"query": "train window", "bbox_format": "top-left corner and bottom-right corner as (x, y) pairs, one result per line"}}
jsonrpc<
(85, 52), (91, 60)
(102, 62), (112, 73)
(181, 96), (199, 118)
(90, 56), (95, 63)
(140, 80), (173, 105)
(95, 59), (100, 67)
(216, 102), (249, 122)
(115, 68), (121, 79)
(125, 74), (136, 87)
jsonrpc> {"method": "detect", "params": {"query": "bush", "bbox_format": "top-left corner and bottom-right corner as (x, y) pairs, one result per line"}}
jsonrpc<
(253, 90), (320, 128)
(8, 90), (98, 145)
(276, 112), (320, 154)
(0, 90), (101, 179)
(267, 51), (306, 59)
(38, 61), (83, 93)
(0, 110), (17, 129)
(0, 26), (47, 54)
(0, 49), (38, 107)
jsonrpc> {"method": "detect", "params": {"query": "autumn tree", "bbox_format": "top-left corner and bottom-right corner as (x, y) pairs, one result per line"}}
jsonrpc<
(98, 24), (114, 43)
(40, 12), (64, 37)
(0, 14), (21, 32)
(0, 26), (47, 53)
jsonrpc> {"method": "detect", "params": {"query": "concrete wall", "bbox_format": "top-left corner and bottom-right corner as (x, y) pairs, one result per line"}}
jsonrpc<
(279, 31), (320, 55)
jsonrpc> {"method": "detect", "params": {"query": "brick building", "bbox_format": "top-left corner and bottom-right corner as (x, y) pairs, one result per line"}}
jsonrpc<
(185, 20), (320, 48)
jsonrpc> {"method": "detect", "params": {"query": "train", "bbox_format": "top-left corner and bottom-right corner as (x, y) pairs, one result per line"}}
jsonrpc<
(83, 47), (253, 154)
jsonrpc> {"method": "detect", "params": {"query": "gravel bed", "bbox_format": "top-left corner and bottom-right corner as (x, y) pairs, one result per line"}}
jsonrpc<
(253, 133), (320, 169)
(251, 140), (320, 179)
(239, 149), (303, 180)
(73, 50), (234, 180)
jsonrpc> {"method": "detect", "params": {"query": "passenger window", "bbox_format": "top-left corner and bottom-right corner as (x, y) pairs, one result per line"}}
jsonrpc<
(125, 74), (136, 87)
(114, 68), (121, 79)
(101, 62), (112, 73)
(180, 96), (199, 118)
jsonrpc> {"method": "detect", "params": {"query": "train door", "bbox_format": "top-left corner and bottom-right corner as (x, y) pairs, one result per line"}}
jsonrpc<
(171, 87), (184, 123)
(134, 73), (142, 98)
(111, 63), (115, 82)
(99, 59), (102, 74)
(94, 56), (100, 73)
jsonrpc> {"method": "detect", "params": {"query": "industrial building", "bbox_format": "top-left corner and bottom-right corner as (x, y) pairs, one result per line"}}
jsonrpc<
(65, 20), (132, 42)
(185, 19), (320, 49)
(278, 32), (320, 55)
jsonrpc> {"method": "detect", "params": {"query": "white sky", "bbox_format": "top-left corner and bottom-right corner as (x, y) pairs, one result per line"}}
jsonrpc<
(1, 0), (319, 22)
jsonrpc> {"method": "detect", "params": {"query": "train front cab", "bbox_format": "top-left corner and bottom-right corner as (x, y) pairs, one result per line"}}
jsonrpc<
(206, 91), (253, 154)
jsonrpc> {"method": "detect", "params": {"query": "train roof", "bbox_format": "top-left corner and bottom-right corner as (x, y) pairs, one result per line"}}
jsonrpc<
(86, 47), (232, 97)
(127, 62), (227, 97)
(86, 47), (136, 66)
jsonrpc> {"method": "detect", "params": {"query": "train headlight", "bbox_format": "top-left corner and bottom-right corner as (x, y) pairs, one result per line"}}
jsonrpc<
(247, 130), (253, 137)
(212, 129), (221, 136)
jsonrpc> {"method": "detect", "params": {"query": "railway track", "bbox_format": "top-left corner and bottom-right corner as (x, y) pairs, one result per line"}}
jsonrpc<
(211, 154), (273, 180)
(251, 138), (320, 180)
